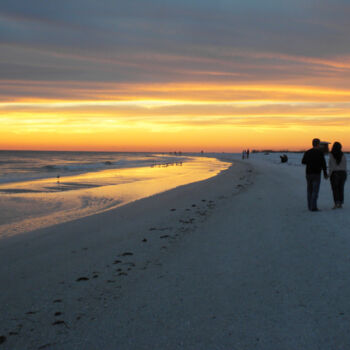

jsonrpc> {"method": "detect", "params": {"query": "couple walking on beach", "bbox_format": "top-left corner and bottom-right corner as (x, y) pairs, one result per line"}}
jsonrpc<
(302, 138), (347, 211)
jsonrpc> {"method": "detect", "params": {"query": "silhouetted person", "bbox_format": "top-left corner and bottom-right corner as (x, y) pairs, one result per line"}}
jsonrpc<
(329, 142), (347, 209)
(246, 149), (250, 159)
(280, 154), (288, 163)
(302, 138), (328, 211)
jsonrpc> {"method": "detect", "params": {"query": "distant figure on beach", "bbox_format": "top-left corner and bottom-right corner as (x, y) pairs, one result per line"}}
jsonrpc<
(302, 138), (328, 211)
(280, 154), (288, 163)
(246, 149), (250, 159)
(328, 142), (347, 209)
(242, 150), (246, 159)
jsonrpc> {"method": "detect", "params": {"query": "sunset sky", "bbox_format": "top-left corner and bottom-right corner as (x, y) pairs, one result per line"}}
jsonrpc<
(1, 0), (350, 152)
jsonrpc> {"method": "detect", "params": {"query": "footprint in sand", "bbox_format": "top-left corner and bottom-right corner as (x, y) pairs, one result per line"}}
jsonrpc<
(179, 218), (195, 224)
(150, 227), (171, 231)
(120, 252), (133, 257)
(76, 277), (89, 282)
(53, 299), (62, 303)
(170, 208), (176, 211)
(52, 320), (69, 328)
(25, 311), (38, 315)
(113, 259), (122, 264)
(0, 336), (7, 344)
(54, 312), (62, 316)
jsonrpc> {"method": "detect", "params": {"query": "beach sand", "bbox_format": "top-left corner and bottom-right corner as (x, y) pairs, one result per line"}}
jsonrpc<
(1, 155), (350, 349)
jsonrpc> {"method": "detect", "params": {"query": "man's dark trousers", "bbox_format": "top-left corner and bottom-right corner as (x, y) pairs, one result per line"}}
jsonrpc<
(306, 174), (321, 210)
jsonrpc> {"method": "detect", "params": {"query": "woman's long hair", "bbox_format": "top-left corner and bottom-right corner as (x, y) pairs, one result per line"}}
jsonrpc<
(331, 142), (343, 165)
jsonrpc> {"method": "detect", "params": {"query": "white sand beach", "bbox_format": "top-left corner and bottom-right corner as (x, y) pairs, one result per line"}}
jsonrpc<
(1, 154), (349, 349)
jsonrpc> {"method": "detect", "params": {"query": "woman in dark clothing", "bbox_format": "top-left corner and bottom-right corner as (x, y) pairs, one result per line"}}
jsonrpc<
(328, 142), (347, 208)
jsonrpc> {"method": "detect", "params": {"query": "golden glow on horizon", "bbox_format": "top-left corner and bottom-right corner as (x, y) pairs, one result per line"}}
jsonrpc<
(1, 82), (350, 152)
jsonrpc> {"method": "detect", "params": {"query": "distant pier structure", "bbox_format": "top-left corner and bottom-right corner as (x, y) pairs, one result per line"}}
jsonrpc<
(319, 141), (331, 154)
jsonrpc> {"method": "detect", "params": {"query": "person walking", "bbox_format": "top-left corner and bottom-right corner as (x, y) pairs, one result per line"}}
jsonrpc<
(329, 142), (347, 209)
(302, 138), (328, 211)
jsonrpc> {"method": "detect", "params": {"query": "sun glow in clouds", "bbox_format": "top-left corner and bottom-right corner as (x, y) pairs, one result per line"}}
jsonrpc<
(1, 81), (350, 151)
(1, 0), (350, 151)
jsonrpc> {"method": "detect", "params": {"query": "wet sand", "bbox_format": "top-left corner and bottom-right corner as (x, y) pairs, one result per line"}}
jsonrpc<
(0, 156), (229, 237)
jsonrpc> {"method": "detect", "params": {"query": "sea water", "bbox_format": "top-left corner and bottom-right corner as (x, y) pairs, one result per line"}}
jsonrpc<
(0, 151), (230, 237)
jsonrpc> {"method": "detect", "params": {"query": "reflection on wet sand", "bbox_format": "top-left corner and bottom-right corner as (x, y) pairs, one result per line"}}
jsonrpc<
(0, 161), (186, 194)
(0, 157), (230, 237)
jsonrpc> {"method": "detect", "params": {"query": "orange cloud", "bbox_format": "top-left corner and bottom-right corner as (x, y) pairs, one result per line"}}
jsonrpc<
(1, 80), (350, 152)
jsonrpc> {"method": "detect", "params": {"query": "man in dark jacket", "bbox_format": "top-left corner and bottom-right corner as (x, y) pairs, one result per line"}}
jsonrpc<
(302, 138), (328, 211)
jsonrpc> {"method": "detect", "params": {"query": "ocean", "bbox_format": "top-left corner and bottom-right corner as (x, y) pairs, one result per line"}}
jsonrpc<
(0, 151), (190, 185)
(0, 151), (231, 237)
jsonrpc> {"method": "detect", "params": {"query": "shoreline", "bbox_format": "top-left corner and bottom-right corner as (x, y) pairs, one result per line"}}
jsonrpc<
(0, 156), (248, 246)
(0, 157), (254, 349)
(0, 155), (230, 239)
(0, 153), (190, 187)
